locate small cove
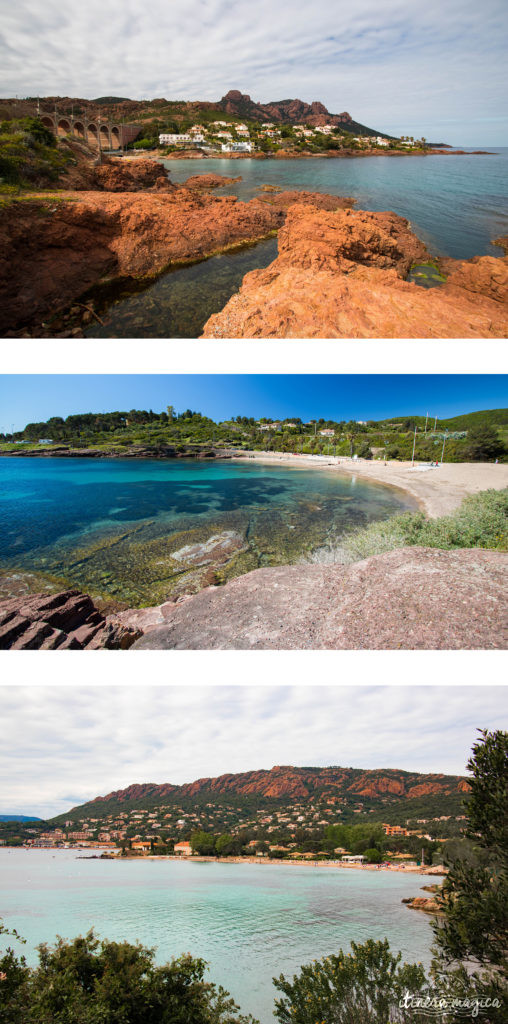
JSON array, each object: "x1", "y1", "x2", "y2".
[
  {"x1": 0, "y1": 457, "x2": 416, "y2": 607},
  {"x1": 0, "y1": 850, "x2": 436, "y2": 1023}
]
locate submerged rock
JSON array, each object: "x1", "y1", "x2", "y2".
[{"x1": 171, "y1": 531, "x2": 246, "y2": 566}]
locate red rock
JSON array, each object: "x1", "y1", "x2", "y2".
[
  {"x1": 202, "y1": 206, "x2": 508, "y2": 339},
  {"x1": 92, "y1": 157, "x2": 173, "y2": 192},
  {"x1": 0, "y1": 615, "x2": 32, "y2": 648},
  {"x1": 83, "y1": 763, "x2": 467, "y2": 811},
  {"x1": 0, "y1": 589, "x2": 141, "y2": 650},
  {"x1": 0, "y1": 185, "x2": 356, "y2": 332},
  {"x1": 183, "y1": 173, "x2": 242, "y2": 189},
  {"x1": 130, "y1": 547, "x2": 508, "y2": 650}
]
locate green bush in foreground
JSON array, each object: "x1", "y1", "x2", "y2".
[
  {"x1": 0, "y1": 928, "x2": 257, "y2": 1024},
  {"x1": 309, "y1": 488, "x2": 508, "y2": 564}
]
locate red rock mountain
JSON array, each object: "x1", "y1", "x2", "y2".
[
  {"x1": 77, "y1": 764, "x2": 469, "y2": 813},
  {"x1": 218, "y1": 90, "x2": 385, "y2": 135}
]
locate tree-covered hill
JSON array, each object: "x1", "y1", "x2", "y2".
[{"x1": 1, "y1": 407, "x2": 506, "y2": 463}]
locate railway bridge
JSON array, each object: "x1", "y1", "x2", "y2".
[{"x1": 39, "y1": 111, "x2": 142, "y2": 150}]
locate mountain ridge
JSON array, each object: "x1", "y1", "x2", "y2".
[
  {"x1": 218, "y1": 89, "x2": 391, "y2": 136},
  {"x1": 0, "y1": 90, "x2": 393, "y2": 138},
  {"x1": 52, "y1": 764, "x2": 469, "y2": 824}
]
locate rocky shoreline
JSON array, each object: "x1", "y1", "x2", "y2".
[
  {"x1": 161, "y1": 148, "x2": 494, "y2": 161},
  {"x1": 0, "y1": 590, "x2": 141, "y2": 650},
  {"x1": 0, "y1": 157, "x2": 353, "y2": 336},
  {"x1": 2, "y1": 545, "x2": 506, "y2": 649},
  {"x1": 0, "y1": 444, "x2": 236, "y2": 460},
  {"x1": 1, "y1": 153, "x2": 506, "y2": 337}
]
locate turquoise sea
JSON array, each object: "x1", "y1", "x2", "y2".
[
  {"x1": 85, "y1": 149, "x2": 508, "y2": 338},
  {"x1": 0, "y1": 457, "x2": 414, "y2": 605},
  {"x1": 0, "y1": 850, "x2": 436, "y2": 1022}
]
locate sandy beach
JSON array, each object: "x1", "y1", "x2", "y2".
[
  {"x1": 236, "y1": 452, "x2": 508, "y2": 518},
  {"x1": 116, "y1": 851, "x2": 448, "y2": 876}
]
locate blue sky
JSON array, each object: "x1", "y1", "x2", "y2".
[
  {"x1": 0, "y1": 375, "x2": 506, "y2": 433},
  {"x1": 1, "y1": 0, "x2": 507, "y2": 144},
  {"x1": 1, "y1": 686, "x2": 506, "y2": 817}
]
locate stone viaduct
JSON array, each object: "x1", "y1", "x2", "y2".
[{"x1": 39, "y1": 112, "x2": 141, "y2": 150}]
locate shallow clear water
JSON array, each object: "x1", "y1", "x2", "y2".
[
  {"x1": 85, "y1": 149, "x2": 508, "y2": 338},
  {"x1": 86, "y1": 237, "x2": 278, "y2": 339},
  {"x1": 0, "y1": 850, "x2": 435, "y2": 1022},
  {"x1": 0, "y1": 457, "x2": 414, "y2": 605}
]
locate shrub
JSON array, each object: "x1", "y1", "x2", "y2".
[
  {"x1": 0, "y1": 928, "x2": 257, "y2": 1024},
  {"x1": 305, "y1": 489, "x2": 507, "y2": 565},
  {"x1": 273, "y1": 938, "x2": 434, "y2": 1024}
]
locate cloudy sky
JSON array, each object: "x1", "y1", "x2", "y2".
[
  {"x1": 1, "y1": 0, "x2": 507, "y2": 144},
  {"x1": 1, "y1": 685, "x2": 506, "y2": 818}
]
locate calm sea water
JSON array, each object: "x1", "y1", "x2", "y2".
[
  {"x1": 0, "y1": 850, "x2": 435, "y2": 1022},
  {"x1": 86, "y1": 149, "x2": 508, "y2": 338},
  {"x1": 0, "y1": 457, "x2": 414, "y2": 605}
]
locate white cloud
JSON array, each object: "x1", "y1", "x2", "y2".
[
  {"x1": 0, "y1": 0, "x2": 506, "y2": 142},
  {"x1": 0, "y1": 685, "x2": 506, "y2": 817}
]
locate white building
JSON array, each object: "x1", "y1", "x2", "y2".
[
  {"x1": 159, "y1": 133, "x2": 205, "y2": 146},
  {"x1": 221, "y1": 141, "x2": 252, "y2": 153}
]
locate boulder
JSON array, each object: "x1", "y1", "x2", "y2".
[
  {"x1": 130, "y1": 547, "x2": 508, "y2": 650},
  {"x1": 202, "y1": 206, "x2": 508, "y2": 338}
]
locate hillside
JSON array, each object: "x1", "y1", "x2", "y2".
[
  {"x1": 2, "y1": 407, "x2": 506, "y2": 465},
  {"x1": 0, "y1": 90, "x2": 391, "y2": 138},
  {"x1": 51, "y1": 764, "x2": 469, "y2": 826},
  {"x1": 376, "y1": 409, "x2": 508, "y2": 431}
]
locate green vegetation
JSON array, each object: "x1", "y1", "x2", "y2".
[
  {"x1": 0, "y1": 927, "x2": 257, "y2": 1024},
  {"x1": 1, "y1": 407, "x2": 506, "y2": 464},
  {"x1": 0, "y1": 117, "x2": 72, "y2": 188},
  {"x1": 318, "y1": 489, "x2": 508, "y2": 565},
  {"x1": 273, "y1": 939, "x2": 433, "y2": 1023},
  {"x1": 432, "y1": 729, "x2": 508, "y2": 1021}
]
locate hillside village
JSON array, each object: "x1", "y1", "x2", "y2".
[
  {"x1": 0, "y1": 793, "x2": 468, "y2": 865},
  {"x1": 155, "y1": 119, "x2": 408, "y2": 155}
]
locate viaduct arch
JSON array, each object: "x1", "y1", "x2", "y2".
[{"x1": 40, "y1": 112, "x2": 141, "y2": 150}]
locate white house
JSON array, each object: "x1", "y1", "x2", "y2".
[
  {"x1": 221, "y1": 141, "x2": 252, "y2": 153},
  {"x1": 319, "y1": 429, "x2": 335, "y2": 437}
]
